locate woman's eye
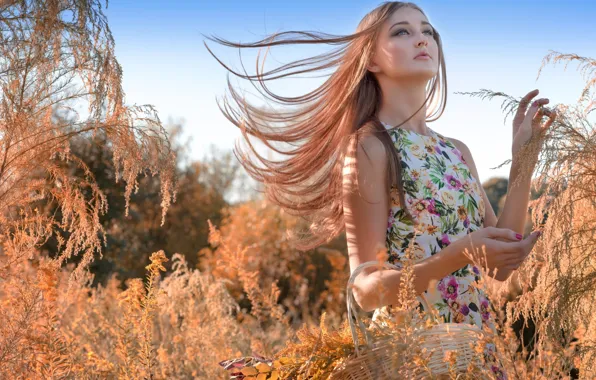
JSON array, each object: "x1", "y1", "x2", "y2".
[{"x1": 394, "y1": 29, "x2": 434, "y2": 36}]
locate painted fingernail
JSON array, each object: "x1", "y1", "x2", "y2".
[
  {"x1": 536, "y1": 230, "x2": 542, "y2": 237},
  {"x1": 516, "y1": 233, "x2": 522, "y2": 240}
]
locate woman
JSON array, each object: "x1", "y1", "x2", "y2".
[{"x1": 208, "y1": 1, "x2": 556, "y2": 378}]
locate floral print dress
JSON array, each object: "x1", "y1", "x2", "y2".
[{"x1": 371, "y1": 122, "x2": 507, "y2": 379}]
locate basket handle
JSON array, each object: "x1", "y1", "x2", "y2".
[{"x1": 346, "y1": 260, "x2": 436, "y2": 356}]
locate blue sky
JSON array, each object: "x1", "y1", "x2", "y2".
[{"x1": 104, "y1": 0, "x2": 595, "y2": 186}]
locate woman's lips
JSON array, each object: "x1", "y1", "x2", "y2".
[{"x1": 414, "y1": 55, "x2": 431, "y2": 60}]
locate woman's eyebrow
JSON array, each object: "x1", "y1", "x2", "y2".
[{"x1": 390, "y1": 21, "x2": 432, "y2": 30}]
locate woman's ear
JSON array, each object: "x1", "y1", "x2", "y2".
[
  {"x1": 366, "y1": 52, "x2": 380, "y2": 73},
  {"x1": 367, "y1": 60, "x2": 380, "y2": 73}
]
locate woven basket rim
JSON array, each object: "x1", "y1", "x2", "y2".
[{"x1": 341, "y1": 260, "x2": 490, "y2": 379}]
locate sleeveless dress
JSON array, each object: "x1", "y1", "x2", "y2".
[{"x1": 371, "y1": 122, "x2": 507, "y2": 379}]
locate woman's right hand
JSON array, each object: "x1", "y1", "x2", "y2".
[{"x1": 457, "y1": 227, "x2": 542, "y2": 280}]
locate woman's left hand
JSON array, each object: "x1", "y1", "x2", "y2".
[{"x1": 511, "y1": 89, "x2": 557, "y2": 161}]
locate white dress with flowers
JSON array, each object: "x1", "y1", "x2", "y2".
[{"x1": 371, "y1": 123, "x2": 506, "y2": 378}]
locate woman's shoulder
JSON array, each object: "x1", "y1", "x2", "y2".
[
  {"x1": 342, "y1": 134, "x2": 389, "y2": 182},
  {"x1": 357, "y1": 134, "x2": 390, "y2": 162},
  {"x1": 440, "y1": 133, "x2": 470, "y2": 157},
  {"x1": 422, "y1": 128, "x2": 463, "y2": 151}
]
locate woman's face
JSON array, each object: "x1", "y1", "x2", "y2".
[{"x1": 368, "y1": 7, "x2": 439, "y2": 82}]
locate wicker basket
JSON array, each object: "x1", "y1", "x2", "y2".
[{"x1": 331, "y1": 261, "x2": 487, "y2": 379}]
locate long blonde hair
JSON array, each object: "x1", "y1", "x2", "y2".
[{"x1": 203, "y1": 1, "x2": 447, "y2": 251}]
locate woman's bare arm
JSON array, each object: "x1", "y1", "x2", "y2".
[
  {"x1": 343, "y1": 135, "x2": 471, "y2": 312},
  {"x1": 449, "y1": 137, "x2": 532, "y2": 283}
]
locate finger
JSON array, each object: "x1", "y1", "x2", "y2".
[
  {"x1": 541, "y1": 109, "x2": 557, "y2": 132},
  {"x1": 525, "y1": 230, "x2": 542, "y2": 244},
  {"x1": 532, "y1": 106, "x2": 545, "y2": 125},
  {"x1": 532, "y1": 109, "x2": 551, "y2": 138},
  {"x1": 534, "y1": 98, "x2": 549, "y2": 108},
  {"x1": 485, "y1": 227, "x2": 524, "y2": 242},
  {"x1": 504, "y1": 251, "x2": 529, "y2": 265},
  {"x1": 521, "y1": 231, "x2": 541, "y2": 251},
  {"x1": 504, "y1": 263, "x2": 522, "y2": 270},
  {"x1": 532, "y1": 100, "x2": 552, "y2": 123},
  {"x1": 514, "y1": 90, "x2": 539, "y2": 123},
  {"x1": 503, "y1": 260, "x2": 521, "y2": 269},
  {"x1": 518, "y1": 230, "x2": 542, "y2": 254},
  {"x1": 503, "y1": 249, "x2": 532, "y2": 266},
  {"x1": 525, "y1": 98, "x2": 549, "y2": 125},
  {"x1": 491, "y1": 239, "x2": 525, "y2": 254}
]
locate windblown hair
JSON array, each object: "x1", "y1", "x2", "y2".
[{"x1": 203, "y1": 1, "x2": 447, "y2": 251}]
